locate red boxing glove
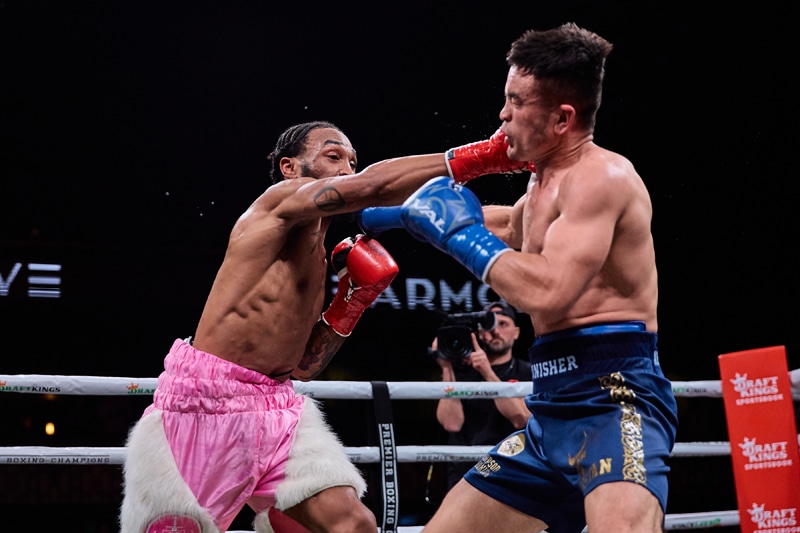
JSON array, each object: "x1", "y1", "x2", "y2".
[
  {"x1": 445, "y1": 129, "x2": 535, "y2": 183},
  {"x1": 321, "y1": 235, "x2": 399, "y2": 337}
]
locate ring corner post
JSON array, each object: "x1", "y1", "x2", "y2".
[{"x1": 718, "y1": 345, "x2": 800, "y2": 533}]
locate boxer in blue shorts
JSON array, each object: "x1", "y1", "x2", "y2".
[
  {"x1": 359, "y1": 23, "x2": 677, "y2": 533},
  {"x1": 464, "y1": 322, "x2": 678, "y2": 533}
]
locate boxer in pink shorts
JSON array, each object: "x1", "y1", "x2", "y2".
[
  {"x1": 121, "y1": 339, "x2": 366, "y2": 532},
  {"x1": 118, "y1": 121, "x2": 527, "y2": 532}
]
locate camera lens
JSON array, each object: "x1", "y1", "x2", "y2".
[{"x1": 436, "y1": 325, "x2": 473, "y2": 361}]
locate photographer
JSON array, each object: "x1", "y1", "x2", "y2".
[{"x1": 432, "y1": 301, "x2": 532, "y2": 490}]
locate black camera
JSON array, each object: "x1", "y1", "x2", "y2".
[{"x1": 434, "y1": 310, "x2": 497, "y2": 362}]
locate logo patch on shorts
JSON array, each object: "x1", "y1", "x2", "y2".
[
  {"x1": 497, "y1": 433, "x2": 526, "y2": 457},
  {"x1": 146, "y1": 515, "x2": 201, "y2": 533}
]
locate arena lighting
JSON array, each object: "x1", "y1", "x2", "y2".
[
  {"x1": 0, "y1": 262, "x2": 62, "y2": 298},
  {"x1": 44, "y1": 422, "x2": 55, "y2": 436}
]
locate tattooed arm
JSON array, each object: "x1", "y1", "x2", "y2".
[
  {"x1": 292, "y1": 320, "x2": 347, "y2": 381},
  {"x1": 272, "y1": 154, "x2": 448, "y2": 223}
]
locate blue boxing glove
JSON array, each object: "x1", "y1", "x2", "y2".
[
  {"x1": 360, "y1": 177, "x2": 511, "y2": 282},
  {"x1": 357, "y1": 206, "x2": 403, "y2": 237},
  {"x1": 402, "y1": 177, "x2": 511, "y2": 282}
]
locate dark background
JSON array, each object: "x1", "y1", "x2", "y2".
[{"x1": 1, "y1": 1, "x2": 796, "y2": 531}]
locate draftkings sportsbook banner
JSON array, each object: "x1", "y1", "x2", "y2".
[{"x1": 719, "y1": 345, "x2": 800, "y2": 533}]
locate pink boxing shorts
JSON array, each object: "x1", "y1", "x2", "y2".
[{"x1": 120, "y1": 338, "x2": 366, "y2": 533}]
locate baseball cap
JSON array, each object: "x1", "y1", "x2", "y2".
[{"x1": 483, "y1": 301, "x2": 517, "y2": 324}]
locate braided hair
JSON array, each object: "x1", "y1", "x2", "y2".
[{"x1": 267, "y1": 121, "x2": 342, "y2": 185}]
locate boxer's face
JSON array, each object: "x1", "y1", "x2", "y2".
[
  {"x1": 298, "y1": 127, "x2": 357, "y2": 179},
  {"x1": 499, "y1": 66, "x2": 557, "y2": 162}
]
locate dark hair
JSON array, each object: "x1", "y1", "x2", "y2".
[
  {"x1": 266, "y1": 121, "x2": 342, "y2": 185},
  {"x1": 483, "y1": 301, "x2": 517, "y2": 324},
  {"x1": 506, "y1": 22, "x2": 613, "y2": 131}
]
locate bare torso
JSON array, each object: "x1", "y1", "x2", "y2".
[
  {"x1": 192, "y1": 191, "x2": 332, "y2": 377},
  {"x1": 493, "y1": 142, "x2": 658, "y2": 336},
  {"x1": 186, "y1": 132, "x2": 449, "y2": 378}
]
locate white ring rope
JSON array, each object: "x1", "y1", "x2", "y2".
[
  {"x1": 3, "y1": 371, "x2": 800, "y2": 399},
  {"x1": 4, "y1": 370, "x2": 800, "y2": 531},
  {"x1": 0, "y1": 445, "x2": 747, "y2": 531},
  {"x1": 2, "y1": 439, "x2": 764, "y2": 465},
  {"x1": 223, "y1": 508, "x2": 744, "y2": 533}
]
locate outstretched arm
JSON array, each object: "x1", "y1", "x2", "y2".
[{"x1": 273, "y1": 131, "x2": 532, "y2": 223}]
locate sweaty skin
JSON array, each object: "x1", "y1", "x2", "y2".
[
  {"x1": 424, "y1": 58, "x2": 666, "y2": 533},
  {"x1": 483, "y1": 65, "x2": 657, "y2": 336},
  {"x1": 192, "y1": 128, "x2": 448, "y2": 380}
]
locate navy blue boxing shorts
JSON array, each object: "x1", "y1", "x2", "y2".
[{"x1": 462, "y1": 321, "x2": 679, "y2": 533}]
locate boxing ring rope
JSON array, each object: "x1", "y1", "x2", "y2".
[
  {"x1": 3, "y1": 372, "x2": 800, "y2": 531},
  {"x1": 12, "y1": 373, "x2": 792, "y2": 398}
]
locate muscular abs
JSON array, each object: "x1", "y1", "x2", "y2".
[{"x1": 194, "y1": 219, "x2": 330, "y2": 377}]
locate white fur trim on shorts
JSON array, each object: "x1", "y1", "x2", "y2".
[
  {"x1": 274, "y1": 396, "x2": 367, "y2": 511},
  {"x1": 119, "y1": 410, "x2": 219, "y2": 533}
]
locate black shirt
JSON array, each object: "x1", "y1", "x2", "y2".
[{"x1": 444, "y1": 355, "x2": 533, "y2": 489}]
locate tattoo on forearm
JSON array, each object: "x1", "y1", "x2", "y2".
[
  {"x1": 298, "y1": 324, "x2": 345, "y2": 379},
  {"x1": 314, "y1": 187, "x2": 345, "y2": 212},
  {"x1": 297, "y1": 346, "x2": 337, "y2": 379}
]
